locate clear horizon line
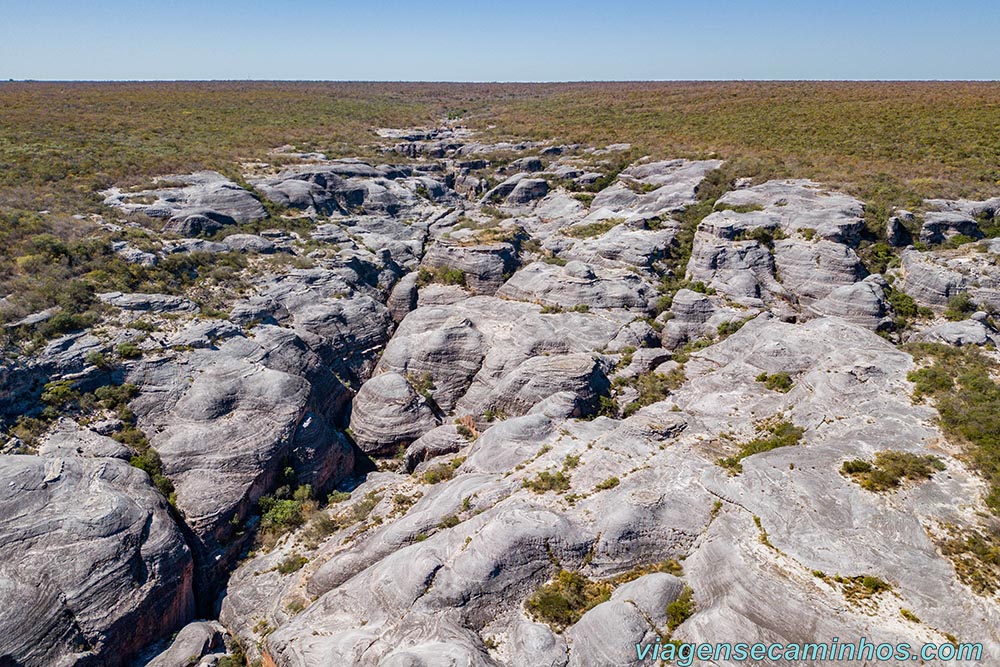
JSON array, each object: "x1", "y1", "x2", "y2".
[{"x1": 3, "y1": 78, "x2": 1000, "y2": 84}]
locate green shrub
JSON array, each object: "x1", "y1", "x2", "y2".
[
  {"x1": 259, "y1": 498, "x2": 305, "y2": 532},
  {"x1": 40, "y1": 380, "x2": 79, "y2": 407},
  {"x1": 718, "y1": 420, "x2": 804, "y2": 473},
  {"x1": 666, "y1": 586, "x2": 696, "y2": 630},
  {"x1": 525, "y1": 570, "x2": 613, "y2": 631},
  {"x1": 327, "y1": 490, "x2": 351, "y2": 504},
  {"x1": 421, "y1": 456, "x2": 465, "y2": 484},
  {"x1": 416, "y1": 266, "x2": 467, "y2": 287},
  {"x1": 841, "y1": 451, "x2": 945, "y2": 491},
  {"x1": 833, "y1": 574, "x2": 893, "y2": 602},
  {"x1": 564, "y1": 219, "x2": 623, "y2": 238},
  {"x1": 840, "y1": 459, "x2": 873, "y2": 475},
  {"x1": 523, "y1": 470, "x2": 571, "y2": 493},
  {"x1": 594, "y1": 476, "x2": 620, "y2": 491},
  {"x1": 755, "y1": 371, "x2": 793, "y2": 393},
  {"x1": 735, "y1": 226, "x2": 786, "y2": 248},
  {"x1": 276, "y1": 554, "x2": 308, "y2": 574},
  {"x1": 944, "y1": 292, "x2": 977, "y2": 321},
  {"x1": 620, "y1": 369, "x2": 686, "y2": 416},
  {"x1": 84, "y1": 350, "x2": 111, "y2": 369},
  {"x1": 116, "y1": 342, "x2": 143, "y2": 359},
  {"x1": 129, "y1": 448, "x2": 175, "y2": 502}
]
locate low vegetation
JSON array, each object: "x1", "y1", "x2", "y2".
[
  {"x1": 525, "y1": 570, "x2": 613, "y2": 631},
  {"x1": 840, "y1": 451, "x2": 945, "y2": 492},
  {"x1": 755, "y1": 371, "x2": 793, "y2": 393},
  {"x1": 594, "y1": 476, "x2": 620, "y2": 491},
  {"x1": 421, "y1": 456, "x2": 466, "y2": 484},
  {"x1": 415, "y1": 265, "x2": 466, "y2": 288},
  {"x1": 526, "y1": 559, "x2": 689, "y2": 632},
  {"x1": 718, "y1": 419, "x2": 804, "y2": 474},
  {"x1": 943, "y1": 292, "x2": 977, "y2": 321},
  {"x1": 905, "y1": 343, "x2": 1000, "y2": 513},
  {"x1": 564, "y1": 218, "x2": 624, "y2": 239},
  {"x1": 814, "y1": 572, "x2": 894, "y2": 605},
  {"x1": 937, "y1": 523, "x2": 1000, "y2": 595},
  {"x1": 666, "y1": 586, "x2": 696, "y2": 631},
  {"x1": 276, "y1": 553, "x2": 308, "y2": 574},
  {"x1": 612, "y1": 367, "x2": 687, "y2": 417},
  {"x1": 523, "y1": 470, "x2": 571, "y2": 494}
]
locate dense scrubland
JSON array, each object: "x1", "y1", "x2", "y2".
[{"x1": 3, "y1": 81, "x2": 1000, "y2": 332}]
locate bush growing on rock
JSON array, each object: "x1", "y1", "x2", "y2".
[
  {"x1": 944, "y1": 292, "x2": 977, "y2": 321},
  {"x1": 523, "y1": 470, "x2": 571, "y2": 493},
  {"x1": 416, "y1": 266, "x2": 467, "y2": 287},
  {"x1": 666, "y1": 586, "x2": 696, "y2": 631},
  {"x1": 116, "y1": 342, "x2": 143, "y2": 359},
  {"x1": 564, "y1": 218, "x2": 624, "y2": 239},
  {"x1": 525, "y1": 570, "x2": 612, "y2": 632},
  {"x1": 718, "y1": 419, "x2": 804, "y2": 474},
  {"x1": 905, "y1": 343, "x2": 1000, "y2": 512},
  {"x1": 755, "y1": 371, "x2": 793, "y2": 393},
  {"x1": 594, "y1": 476, "x2": 620, "y2": 491},
  {"x1": 617, "y1": 368, "x2": 687, "y2": 417},
  {"x1": 840, "y1": 451, "x2": 945, "y2": 491},
  {"x1": 276, "y1": 554, "x2": 308, "y2": 574},
  {"x1": 421, "y1": 456, "x2": 465, "y2": 484}
]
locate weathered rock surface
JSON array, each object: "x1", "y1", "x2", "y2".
[
  {"x1": 497, "y1": 260, "x2": 655, "y2": 311},
  {"x1": 216, "y1": 315, "x2": 997, "y2": 667},
  {"x1": 807, "y1": 275, "x2": 893, "y2": 330},
  {"x1": 896, "y1": 248, "x2": 970, "y2": 307},
  {"x1": 8, "y1": 127, "x2": 1000, "y2": 667},
  {"x1": 127, "y1": 326, "x2": 356, "y2": 603},
  {"x1": 421, "y1": 242, "x2": 517, "y2": 295},
  {"x1": 144, "y1": 621, "x2": 228, "y2": 667},
  {"x1": 349, "y1": 371, "x2": 440, "y2": 454},
  {"x1": 102, "y1": 171, "x2": 267, "y2": 234},
  {"x1": 773, "y1": 239, "x2": 866, "y2": 303},
  {"x1": 98, "y1": 291, "x2": 200, "y2": 313},
  {"x1": 711, "y1": 179, "x2": 866, "y2": 242},
  {"x1": 909, "y1": 318, "x2": 998, "y2": 346},
  {"x1": 252, "y1": 162, "x2": 438, "y2": 218},
  {"x1": 588, "y1": 159, "x2": 722, "y2": 219},
  {"x1": 920, "y1": 211, "x2": 982, "y2": 244},
  {"x1": 0, "y1": 455, "x2": 194, "y2": 667}
]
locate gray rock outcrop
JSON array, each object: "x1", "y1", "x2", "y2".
[
  {"x1": 348, "y1": 372, "x2": 440, "y2": 454},
  {"x1": 0, "y1": 456, "x2": 194, "y2": 667}
]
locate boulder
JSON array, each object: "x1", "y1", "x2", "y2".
[
  {"x1": 348, "y1": 372, "x2": 440, "y2": 454},
  {"x1": 497, "y1": 261, "x2": 655, "y2": 311},
  {"x1": 97, "y1": 291, "x2": 199, "y2": 314},
  {"x1": 144, "y1": 621, "x2": 227, "y2": 667},
  {"x1": 102, "y1": 171, "x2": 267, "y2": 227},
  {"x1": 807, "y1": 276, "x2": 893, "y2": 330},
  {"x1": 0, "y1": 455, "x2": 194, "y2": 667},
  {"x1": 506, "y1": 178, "x2": 549, "y2": 205},
  {"x1": 909, "y1": 319, "x2": 997, "y2": 347},
  {"x1": 421, "y1": 242, "x2": 518, "y2": 295},
  {"x1": 897, "y1": 248, "x2": 969, "y2": 307},
  {"x1": 772, "y1": 239, "x2": 867, "y2": 304},
  {"x1": 222, "y1": 233, "x2": 276, "y2": 254},
  {"x1": 919, "y1": 212, "x2": 981, "y2": 244}
]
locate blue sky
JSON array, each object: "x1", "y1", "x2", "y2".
[{"x1": 1, "y1": 0, "x2": 998, "y2": 81}]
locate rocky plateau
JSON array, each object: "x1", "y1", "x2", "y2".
[{"x1": 1, "y1": 123, "x2": 999, "y2": 667}]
